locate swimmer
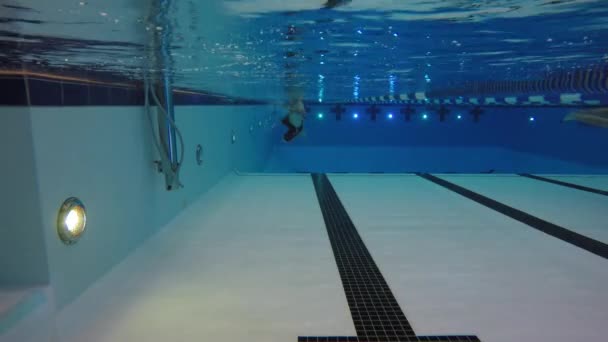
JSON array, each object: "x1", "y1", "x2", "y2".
[
  {"x1": 562, "y1": 107, "x2": 608, "y2": 128},
  {"x1": 323, "y1": 0, "x2": 352, "y2": 9},
  {"x1": 281, "y1": 96, "x2": 306, "y2": 142}
]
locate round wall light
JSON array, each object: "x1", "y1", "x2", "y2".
[
  {"x1": 231, "y1": 131, "x2": 237, "y2": 144},
  {"x1": 57, "y1": 197, "x2": 87, "y2": 245}
]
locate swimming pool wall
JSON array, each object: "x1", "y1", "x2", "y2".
[
  {"x1": 267, "y1": 105, "x2": 608, "y2": 173},
  {"x1": 0, "y1": 101, "x2": 275, "y2": 318}
]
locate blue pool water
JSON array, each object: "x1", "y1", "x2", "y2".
[
  {"x1": 2, "y1": 2, "x2": 608, "y2": 342},
  {"x1": 1, "y1": 1, "x2": 608, "y2": 169},
  {"x1": 2, "y1": 1, "x2": 607, "y2": 99},
  {"x1": 5, "y1": 0, "x2": 606, "y2": 172}
]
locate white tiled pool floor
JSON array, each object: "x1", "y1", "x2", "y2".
[
  {"x1": 52, "y1": 174, "x2": 608, "y2": 342},
  {"x1": 442, "y1": 175, "x2": 608, "y2": 243}
]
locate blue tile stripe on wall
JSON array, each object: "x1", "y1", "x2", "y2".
[{"x1": 0, "y1": 71, "x2": 266, "y2": 106}]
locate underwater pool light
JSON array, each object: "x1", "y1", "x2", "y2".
[
  {"x1": 529, "y1": 116, "x2": 535, "y2": 122},
  {"x1": 57, "y1": 197, "x2": 87, "y2": 245},
  {"x1": 317, "y1": 113, "x2": 324, "y2": 119},
  {"x1": 457, "y1": 115, "x2": 462, "y2": 120},
  {"x1": 65, "y1": 210, "x2": 80, "y2": 233},
  {"x1": 422, "y1": 114, "x2": 429, "y2": 120},
  {"x1": 387, "y1": 113, "x2": 394, "y2": 119},
  {"x1": 353, "y1": 113, "x2": 359, "y2": 119}
]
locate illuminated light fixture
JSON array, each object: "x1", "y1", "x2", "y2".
[
  {"x1": 387, "y1": 113, "x2": 394, "y2": 119},
  {"x1": 317, "y1": 113, "x2": 324, "y2": 119},
  {"x1": 57, "y1": 197, "x2": 87, "y2": 245},
  {"x1": 457, "y1": 115, "x2": 462, "y2": 119},
  {"x1": 353, "y1": 113, "x2": 359, "y2": 119},
  {"x1": 422, "y1": 114, "x2": 428, "y2": 120},
  {"x1": 529, "y1": 116, "x2": 535, "y2": 122}
]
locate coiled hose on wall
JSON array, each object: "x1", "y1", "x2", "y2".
[{"x1": 144, "y1": 79, "x2": 185, "y2": 189}]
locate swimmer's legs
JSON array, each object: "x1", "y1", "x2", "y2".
[{"x1": 282, "y1": 115, "x2": 298, "y2": 142}]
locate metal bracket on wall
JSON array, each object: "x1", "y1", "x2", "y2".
[{"x1": 196, "y1": 144, "x2": 203, "y2": 166}]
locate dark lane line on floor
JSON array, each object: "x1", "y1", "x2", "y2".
[
  {"x1": 418, "y1": 173, "x2": 608, "y2": 260},
  {"x1": 519, "y1": 173, "x2": 608, "y2": 197},
  {"x1": 301, "y1": 173, "x2": 481, "y2": 342}
]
